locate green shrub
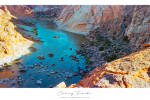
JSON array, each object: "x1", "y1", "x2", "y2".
[
  {"x1": 90, "y1": 41, "x2": 97, "y2": 46},
  {"x1": 113, "y1": 32, "x2": 116, "y2": 35},
  {"x1": 34, "y1": 27, "x2": 38, "y2": 35},
  {"x1": 95, "y1": 31, "x2": 99, "y2": 33},
  {"x1": 53, "y1": 13, "x2": 57, "y2": 17},
  {"x1": 123, "y1": 36, "x2": 130, "y2": 43},
  {"x1": 99, "y1": 46, "x2": 104, "y2": 51},
  {"x1": 85, "y1": 58, "x2": 91, "y2": 63},
  {"x1": 90, "y1": 31, "x2": 93, "y2": 33},
  {"x1": 96, "y1": 36, "x2": 104, "y2": 42},
  {"x1": 113, "y1": 36, "x2": 116, "y2": 40},
  {"x1": 101, "y1": 52, "x2": 107, "y2": 56},
  {"x1": 105, "y1": 54, "x2": 117, "y2": 62},
  {"x1": 35, "y1": 32, "x2": 38, "y2": 35},
  {"x1": 111, "y1": 54, "x2": 117, "y2": 60},
  {"x1": 28, "y1": 21, "x2": 36, "y2": 25},
  {"x1": 104, "y1": 38, "x2": 111, "y2": 46},
  {"x1": 84, "y1": 54, "x2": 87, "y2": 57},
  {"x1": 119, "y1": 52, "x2": 124, "y2": 55}
]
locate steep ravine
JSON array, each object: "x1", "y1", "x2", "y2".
[{"x1": 0, "y1": 5, "x2": 150, "y2": 88}]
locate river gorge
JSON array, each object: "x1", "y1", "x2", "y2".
[
  {"x1": 0, "y1": 5, "x2": 150, "y2": 88},
  {"x1": 0, "y1": 19, "x2": 90, "y2": 88}
]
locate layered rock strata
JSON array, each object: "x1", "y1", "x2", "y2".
[{"x1": 0, "y1": 5, "x2": 35, "y2": 65}]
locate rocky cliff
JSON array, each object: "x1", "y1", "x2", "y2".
[
  {"x1": 6, "y1": 5, "x2": 35, "y2": 19},
  {"x1": 125, "y1": 5, "x2": 150, "y2": 51},
  {"x1": 55, "y1": 46, "x2": 150, "y2": 88},
  {"x1": 6, "y1": 5, "x2": 64, "y2": 19},
  {"x1": 55, "y1": 5, "x2": 150, "y2": 50},
  {"x1": 27, "y1": 5, "x2": 64, "y2": 18},
  {"x1": 0, "y1": 5, "x2": 35, "y2": 65},
  {"x1": 55, "y1": 5, "x2": 127, "y2": 34},
  {"x1": 55, "y1": 5, "x2": 150, "y2": 88}
]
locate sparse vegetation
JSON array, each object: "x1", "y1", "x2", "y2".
[
  {"x1": 99, "y1": 46, "x2": 104, "y2": 51},
  {"x1": 85, "y1": 58, "x2": 91, "y2": 63},
  {"x1": 104, "y1": 38, "x2": 111, "y2": 46},
  {"x1": 53, "y1": 12, "x2": 57, "y2": 17},
  {"x1": 35, "y1": 32, "x2": 38, "y2": 35},
  {"x1": 105, "y1": 54, "x2": 117, "y2": 62},
  {"x1": 90, "y1": 41, "x2": 97, "y2": 46},
  {"x1": 113, "y1": 36, "x2": 116, "y2": 40},
  {"x1": 113, "y1": 32, "x2": 116, "y2": 35},
  {"x1": 27, "y1": 21, "x2": 36, "y2": 25},
  {"x1": 96, "y1": 35, "x2": 104, "y2": 42},
  {"x1": 101, "y1": 52, "x2": 107, "y2": 56},
  {"x1": 90, "y1": 31, "x2": 94, "y2": 33},
  {"x1": 84, "y1": 54, "x2": 87, "y2": 57},
  {"x1": 123, "y1": 36, "x2": 130, "y2": 43},
  {"x1": 34, "y1": 27, "x2": 38, "y2": 35}
]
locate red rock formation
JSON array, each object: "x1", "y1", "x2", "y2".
[
  {"x1": 55, "y1": 5, "x2": 126, "y2": 34},
  {"x1": 125, "y1": 5, "x2": 150, "y2": 51},
  {"x1": 56, "y1": 5, "x2": 150, "y2": 50},
  {"x1": 6, "y1": 5, "x2": 35, "y2": 19},
  {"x1": 55, "y1": 5, "x2": 150, "y2": 88},
  {"x1": 0, "y1": 5, "x2": 35, "y2": 65},
  {"x1": 27, "y1": 5, "x2": 64, "y2": 18},
  {"x1": 64, "y1": 47, "x2": 150, "y2": 88}
]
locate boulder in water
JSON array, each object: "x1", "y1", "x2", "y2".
[
  {"x1": 19, "y1": 68, "x2": 27, "y2": 72},
  {"x1": 37, "y1": 80, "x2": 42, "y2": 85},
  {"x1": 53, "y1": 35, "x2": 59, "y2": 38},
  {"x1": 48, "y1": 53, "x2": 54, "y2": 57}
]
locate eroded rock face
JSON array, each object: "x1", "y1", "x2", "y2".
[
  {"x1": 55, "y1": 5, "x2": 126, "y2": 34},
  {"x1": 125, "y1": 5, "x2": 150, "y2": 51},
  {"x1": 67, "y1": 47, "x2": 150, "y2": 88},
  {"x1": 6, "y1": 5, "x2": 35, "y2": 19},
  {"x1": 0, "y1": 5, "x2": 34, "y2": 65},
  {"x1": 56, "y1": 5, "x2": 150, "y2": 50},
  {"x1": 27, "y1": 5, "x2": 64, "y2": 18}
]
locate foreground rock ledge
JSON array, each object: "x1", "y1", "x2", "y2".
[{"x1": 56, "y1": 47, "x2": 150, "y2": 88}]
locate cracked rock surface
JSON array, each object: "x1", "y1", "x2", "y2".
[{"x1": 67, "y1": 47, "x2": 150, "y2": 88}]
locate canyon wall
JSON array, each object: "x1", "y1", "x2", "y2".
[
  {"x1": 0, "y1": 5, "x2": 35, "y2": 65},
  {"x1": 125, "y1": 5, "x2": 150, "y2": 50},
  {"x1": 0, "y1": 5, "x2": 63, "y2": 66},
  {"x1": 6, "y1": 5, "x2": 35, "y2": 19},
  {"x1": 5, "y1": 5, "x2": 64, "y2": 19},
  {"x1": 27, "y1": 5, "x2": 64, "y2": 18},
  {"x1": 55, "y1": 5, "x2": 150, "y2": 88},
  {"x1": 55, "y1": 5, "x2": 150, "y2": 50},
  {"x1": 55, "y1": 5, "x2": 127, "y2": 34}
]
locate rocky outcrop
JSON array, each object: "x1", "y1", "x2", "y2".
[
  {"x1": 6, "y1": 5, "x2": 35, "y2": 19},
  {"x1": 55, "y1": 5, "x2": 128, "y2": 34},
  {"x1": 0, "y1": 5, "x2": 35, "y2": 65},
  {"x1": 125, "y1": 5, "x2": 150, "y2": 51},
  {"x1": 55, "y1": 5, "x2": 150, "y2": 50},
  {"x1": 59, "y1": 46, "x2": 150, "y2": 88},
  {"x1": 27, "y1": 5, "x2": 64, "y2": 18},
  {"x1": 54, "y1": 82, "x2": 66, "y2": 88}
]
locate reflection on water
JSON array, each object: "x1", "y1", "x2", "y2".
[{"x1": 0, "y1": 20, "x2": 87, "y2": 88}]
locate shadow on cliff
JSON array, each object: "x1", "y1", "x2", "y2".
[{"x1": 8, "y1": 17, "x2": 44, "y2": 61}]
